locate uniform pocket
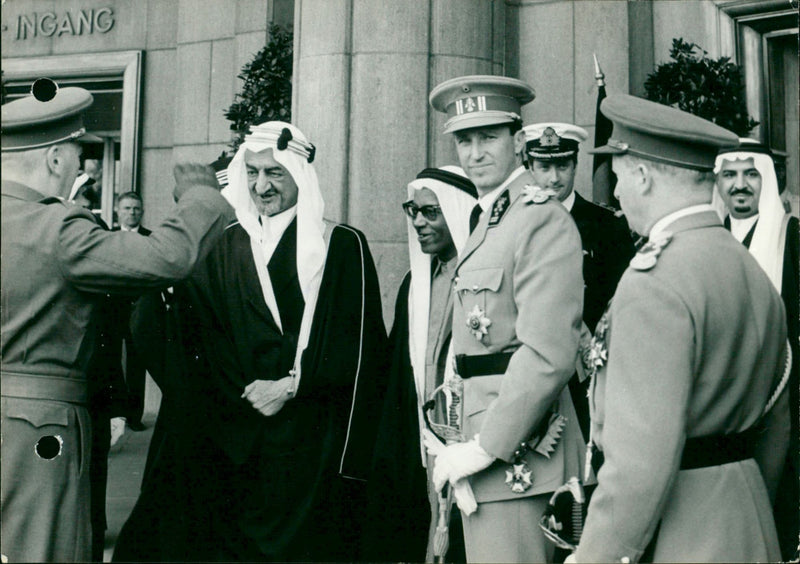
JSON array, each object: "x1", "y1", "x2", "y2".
[
  {"x1": 5, "y1": 400, "x2": 70, "y2": 428},
  {"x1": 454, "y1": 267, "x2": 503, "y2": 295}
]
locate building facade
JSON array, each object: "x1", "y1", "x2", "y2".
[{"x1": 2, "y1": 0, "x2": 797, "y2": 323}]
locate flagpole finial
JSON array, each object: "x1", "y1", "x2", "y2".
[{"x1": 593, "y1": 53, "x2": 606, "y2": 87}]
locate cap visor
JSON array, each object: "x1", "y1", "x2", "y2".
[
  {"x1": 587, "y1": 144, "x2": 627, "y2": 155},
  {"x1": 77, "y1": 133, "x2": 103, "y2": 143},
  {"x1": 444, "y1": 114, "x2": 517, "y2": 134}
]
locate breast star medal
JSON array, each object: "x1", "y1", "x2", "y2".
[{"x1": 466, "y1": 304, "x2": 491, "y2": 342}]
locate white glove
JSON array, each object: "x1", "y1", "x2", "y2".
[
  {"x1": 422, "y1": 430, "x2": 479, "y2": 515},
  {"x1": 564, "y1": 554, "x2": 577, "y2": 563},
  {"x1": 110, "y1": 417, "x2": 126, "y2": 447}
]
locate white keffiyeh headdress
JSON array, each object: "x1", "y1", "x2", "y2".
[
  {"x1": 223, "y1": 121, "x2": 326, "y2": 386},
  {"x1": 406, "y1": 166, "x2": 477, "y2": 463},
  {"x1": 713, "y1": 139, "x2": 788, "y2": 293}
]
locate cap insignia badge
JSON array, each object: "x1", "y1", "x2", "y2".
[
  {"x1": 488, "y1": 190, "x2": 510, "y2": 226},
  {"x1": 630, "y1": 232, "x2": 672, "y2": 271},
  {"x1": 466, "y1": 304, "x2": 491, "y2": 342},
  {"x1": 540, "y1": 127, "x2": 560, "y2": 147},
  {"x1": 522, "y1": 184, "x2": 557, "y2": 205}
]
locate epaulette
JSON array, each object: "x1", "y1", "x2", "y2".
[
  {"x1": 521, "y1": 184, "x2": 557, "y2": 205},
  {"x1": 224, "y1": 219, "x2": 240, "y2": 231},
  {"x1": 488, "y1": 190, "x2": 510, "y2": 226},
  {"x1": 629, "y1": 232, "x2": 672, "y2": 271}
]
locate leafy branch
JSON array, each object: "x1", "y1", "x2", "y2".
[{"x1": 644, "y1": 38, "x2": 757, "y2": 136}]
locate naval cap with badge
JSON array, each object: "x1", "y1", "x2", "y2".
[
  {"x1": 523, "y1": 122, "x2": 589, "y2": 162},
  {"x1": 1, "y1": 77, "x2": 102, "y2": 152},
  {"x1": 590, "y1": 93, "x2": 739, "y2": 171},
  {"x1": 429, "y1": 75, "x2": 535, "y2": 134}
]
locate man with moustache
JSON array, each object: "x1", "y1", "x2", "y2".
[
  {"x1": 426, "y1": 75, "x2": 587, "y2": 563},
  {"x1": 114, "y1": 122, "x2": 387, "y2": 562},
  {"x1": 714, "y1": 140, "x2": 798, "y2": 560}
]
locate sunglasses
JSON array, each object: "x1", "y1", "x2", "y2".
[{"x1": 402, "y1": 201, "x2": 443, "y2": 221}]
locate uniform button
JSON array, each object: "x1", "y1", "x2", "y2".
[
  {"x1": 620, "y1": 557, "x2": 630, "y2": 563},
  {"x1": 472, "y1": 285, "x2": 479, "y2": 291},
  {"x1": 454, "y1": 277, "x2": 460, "y2": 285}
]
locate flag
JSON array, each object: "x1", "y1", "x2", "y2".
[{"x1": 592, "y1": 54, "x2": 618, "y2": 208}]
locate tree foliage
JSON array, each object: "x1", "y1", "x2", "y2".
[
  {"x1": 224, "y1": 23, "x2": 293, "y2": 151},
  {"x1": 644, "y1": 38, "x2": 757, "y2": 136}
]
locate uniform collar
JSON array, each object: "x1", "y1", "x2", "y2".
[
  {"x1": 561, "y1": 190, "x2": 576, "y2": 212},
  {"x1": 476, "y1": 166, "x2": 526, "y2": 211},
  {"x1": 1, "y1": 179, "x2": 49, "y2": 201},
  {"x1": 649, "y1": 204, "x2": 717, "y2": 238}
]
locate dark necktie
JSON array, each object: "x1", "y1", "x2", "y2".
[{"x1": 469, "y1": 204, "x2": 482, "y2": 234}]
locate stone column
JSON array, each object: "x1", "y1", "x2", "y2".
[{"x1": 294, "y1": 0, "x2": 508, "y2": 324}]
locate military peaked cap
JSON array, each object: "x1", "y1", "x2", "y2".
[
  {"x1": 590, "y1": 94, "x2": 739, "y2": 171},
  {"x1": 430, "y1": 75, "x2": 535, "y2": 134},
  {"x1": 1, "y1": 78, "x2": 101, "y2": 152}
]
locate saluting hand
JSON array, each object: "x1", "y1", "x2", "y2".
[
  {"x1": 172, "y1": 163, "x2": 220, "y2": 201},
  {"x1": 242, "y1": 376, "x2": 293, "y2": 416}
]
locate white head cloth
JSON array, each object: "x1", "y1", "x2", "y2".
[
  {"x1": 223, "y1": 121, "x2": 326, "y2": 384},
  {"x1": 713, "y1": 139, "x2": 788, "y2": 293},
  {"x1": 406, "y1": 166, "x2": 476, "y2": 463},
  {"x1": 68, "y1": 172, "x2": 92, "y2": 202}
]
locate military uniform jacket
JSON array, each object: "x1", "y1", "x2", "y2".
[
  {"x1": 570, "y1": 193, "x2": 635, "y2": 331},
  {"x1": 452, "y1": 169, "x2": 587, "y2": 503},
  {"x1": 576, "y1": 210, "x2": 787, "y2": 563},
  {"x1": 0, "y1": 180, "x2": 233, "y2": 398}
]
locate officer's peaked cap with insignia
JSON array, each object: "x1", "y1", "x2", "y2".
[
  {"x1": 524, "y1": 123, "x2": 588, "y2": 161},
  {"x1": 590, "y1": 94, "x2": 739, "y2": 171},
  {"x1": 1, "y1": 78, "x2": 102, "y2": 152},
  {"x1": 430, "y1": 75, "x2": 535, "y2": 134}
]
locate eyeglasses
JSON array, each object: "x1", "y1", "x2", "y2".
[{"x1": 402, "y1": 201, "x2": 442, "y2": 221}]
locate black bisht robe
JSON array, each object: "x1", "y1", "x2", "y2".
[
  {"x1": 113, "y1": 219, "x2": 388, "y2": 562},
  {"x1": 362, "y1": 272, "x2": 431, "y2": 562}
]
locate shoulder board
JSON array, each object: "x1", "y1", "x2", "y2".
[
  {"x1": 488, "y1": 190, "x2": 511, "y2": 226},
  {"x1": 629, "y1": 232, "x2": 672, "y2": 271},
  {"x1": 224, "y1": 219, "x2": 241, "y2": 231}
]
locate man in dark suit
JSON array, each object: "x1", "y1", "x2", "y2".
[
  {"x1": 524, "y1": 123, "x2": 635, "y2": 441},
  {"x1": 112, "y1": 191, "x2": 150, "y2": 431},
  {"x1": 715, "y1": 141, "x2": 799, "y2": 561}
]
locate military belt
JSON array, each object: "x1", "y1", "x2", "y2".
[
  {"x1": 679, "y1": 426, "x2": 759, "y2": 470},
  {"x1": 1, "y1": 372, "x2": 88, "y2": 405},
  {"x1": 455, "y1": 352, "x2": 513, "y2": 379}
]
